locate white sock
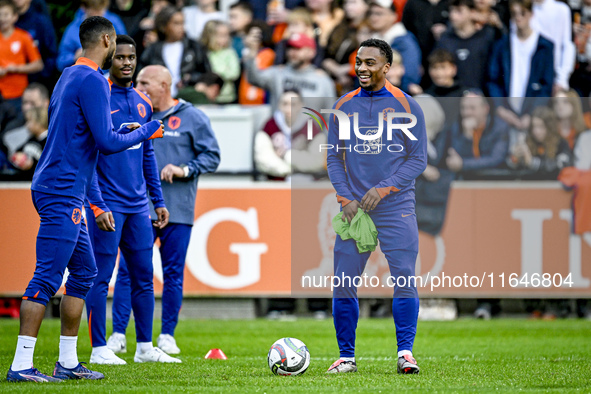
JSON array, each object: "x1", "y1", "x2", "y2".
[
  {"x1": 341, "y1": 357, "x2": 355, "y2": 362},
  {"x1": 11, "y1": 335, "x2": 37, "y2": 371},
  {"x1": 137, "y1": 342, "x2": 153, "y2": 353},
  {"x1": 58, "y1": 336, "x2": 78, "y2": 369},
  {"x1": 398, "y1": 350, "x2": 412, "y2": 358}
]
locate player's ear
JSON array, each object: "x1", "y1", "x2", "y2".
[
  {"x1": 103, "y1": 33, "x2": 110, "y2": 48},
  {"x1": 383, "y1": 62, "x2": 391, "y2": 75}
]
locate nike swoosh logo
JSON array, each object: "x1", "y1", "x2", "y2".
[
  {"x1": 401, "y1": 213, "x2": 412, "y2": 217},
  {"x1": 111, "y1": 109, "x2": 120, "y2": 114},
  {"x1": 24, "y1": 346, "x2": 33, "y2": 348}
]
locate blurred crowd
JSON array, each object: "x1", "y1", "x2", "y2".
[{"x1": 0, "y1": 0, "x2": 590, "y2": 182}]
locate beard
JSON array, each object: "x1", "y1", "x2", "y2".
[{"x1": 102, "y1": 48, "x2": 116, "y2": 70}]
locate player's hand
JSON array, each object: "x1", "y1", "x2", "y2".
[
  {"x1": 153, "y1": 207, "x2": 169, "y2": 229},
  {"x1": 360, "y1": 187, "x2": 382, "y2": 212},
  {"x1": 342, "y1": 200, "x2": 360, "y2": 223},
  {"x1": 161, "y1": 163, "x2": 184, "y2": 183},
  {"x1": 124, "y1": 122, "x2": 141, "y2": 131},
  {"x1": 96, "y1": 211, "x2": 116, "y2": 232}
]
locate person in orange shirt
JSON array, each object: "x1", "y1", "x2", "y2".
[
  {"x1": 239, "y1": 20, "x2": 275, "y2": 105},
  {"x1": 0, "y1": 0, "x2": 43, "y2": 113}
]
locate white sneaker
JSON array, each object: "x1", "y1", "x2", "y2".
[
  {"x1": 157, "y1": 334, "x2": 181, "y2": 355},
  {"x1": 106, "y1": 332, "x2": 127, "y2": 354},
  {"x1": 134, "y1": 347, "x2": 182, "y2": 363},
  {"x1": 90, "y1": 346, "x2": 127, "y2": 365}
]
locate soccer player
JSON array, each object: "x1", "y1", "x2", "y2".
[
  {"x1": 106, "y1": 65, "x2": 220, "y2": 356},
  {"x1": 6, "y1": 16, "x2": 163, "y2": 383},
  {"x1": 325, "y1": 38, "x2": 427, "y2": 374},
  {"x1": 84, "y1": 35, "x2": 180, "y2": 365}
]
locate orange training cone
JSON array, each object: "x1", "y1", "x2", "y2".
[{"x1": 204, "y1": 348, "x2": 227, "y2": 359}]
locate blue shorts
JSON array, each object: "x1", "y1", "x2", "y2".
[{"x1": 23, "y1": 191, "x2": 97, "y2": 305}]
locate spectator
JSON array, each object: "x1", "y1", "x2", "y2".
[
  {"x1": 243, "y1": 32, "x2": 335, "y2": 112},
  {"x1": 571, "y1": 1, "x2": 591, "y2": 98},
  {"x1": 182, "y1": 0, "x2": 225, "y2": 41},
  {"x1": 425, "y1": 49, "x2": 466, "y2": 98},
  {"x1": 437, "y1": 0, "x2": 496, "y2": 93},
  {"x1": 306, "y1": 0, "x2": 345, "y2": 50},
  {"x1": 531, "y1": 0, "x2": 575, "y2": 92},
  {"x1": 402, "y1": 0, "x2": 449, "y2": 69},
  {"x1": 1, "y1": 83, "x2": 49, "y2": 154},
  {"x1": 109, "y1": 0, "x2": 149, "y2": 48},
  {"x1": 14, "y1": 0, "x2": 57, "y2": 86},
  {"x1": 385, "y1": 49, "x2": 405, "y2": 88},
  {"x1": 273, "y1": 8, "x2": 322, "y2": 67},
  {"x1": 323, "y1": 0, "x2": 370, "y2": 95},
  {"x1": 228, "y1": 1, "x2": 254, "y2": 59},
  {"x1": 488, "y1": 0, "x2": 554, "y2": 153},
  {"x1": 508, "y1": 106, "x2": 572, "y2": 178},
  {"x1": 368, "y1": 0, "x2": 422, "y2": 93},
  {"x1": 424, "y1": 49, "x2": 466, "y2": 127},
  {"x1": 200, "y1": 20, "x2": 241, "y2": 103},
  {"x1": 140, "y1": 5, "x2": 211, "y2": 98},
  {"x1": 0, "y1": 0, "x2": 43, "y2": 114},
  {"x1": 138, "y1": 0, "x2": 174, "y2": 51},
  {"x1": 0, "y1": 106, "x2": 47, "y2": 180},
  {"x1": 254, "y1": 89, "x2": 325, "y2": 180},
  {"x1": 552, "y1": 89, "x2": 588, "y2": 151},
  {"x1": 446, "y1": 91, "x2": 509, "y2": 176},
  {"x1": 413, "y1": 94, "x2": 454, "y2": 236},
  {"x1": 57, "y1": 0, "x2": 127, "y2": 71},
  {"x1": 238, "y1": 20, "x2": 275, "y2": 105},
  {"x1": 473, "y1": 0, "x2": 505, "y2": 37}
]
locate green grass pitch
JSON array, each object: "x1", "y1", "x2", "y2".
[{"x1": 0, "y1": 317, "x2": 590, "y2": 392}]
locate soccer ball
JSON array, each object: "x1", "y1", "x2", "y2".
[{"x1": 267, "y1": 337, "x2": 310, "y2": 376}]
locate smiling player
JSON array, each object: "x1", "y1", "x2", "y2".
[
  {"x1": 326, "y1": 39, "x2": 427, "y2": 374},
  {"x1": 84, "y1": 35, "x2": 180, "y2": 365}
]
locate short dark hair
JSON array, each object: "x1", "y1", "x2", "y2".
[
  {"x1": 25, "y1": 82, "x2": 49, "y2": 101},
  {"x1": 79, "y1": 16, "x2": 115, "y2": 49},
  {"x1": 196, "y1": 72, "x2": 224, "y2": 88},
  {"x1": 449, "y1": 0, "x2": 476, "y2": 9},
  {"x1": 509, "y1": 0, "x2": 533, "y2": 12},
  {"x1": 428, "y1": 49, "x2": 456, "y2": 67},
  {"x1": 359, "y1": 38, "x2": 393, "y2": 64},
  {"x1": 116, "y1": 34, "x2": 136, "y2": 48},
  {"x1": 230, "y1": 1, "x2": 253, "y2": 15},
  {"x1": 0, "y1": 0, "x2": 18, "y2": 14}
]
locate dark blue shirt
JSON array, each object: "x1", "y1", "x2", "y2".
[{"x1": 87, "y1": 83, "x2": 165, "y2": 215}]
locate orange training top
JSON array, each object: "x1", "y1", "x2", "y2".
[{"x1": 0, "y1": 27, "x2": 42, "y2": 99}]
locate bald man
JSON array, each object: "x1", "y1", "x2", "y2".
[{"x1": 106, "y1": 65, "x2": 221, "y2": 356}]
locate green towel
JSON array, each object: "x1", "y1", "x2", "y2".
[{"x1": 332, "y1": 208, "x2": 378, "y2": 253}]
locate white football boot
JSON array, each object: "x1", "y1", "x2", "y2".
[
  {"x1": 326, "y1": 359, "x2": 357, "y2": 373},
  {"x1": 106, "y1": 332, "x2": 127, "y2": 354},
  {"x1": 157, "y1": 334, "x2": 181, "y2": 355},
  {"x1": 90, "y1": 346, "x2": 127, "y2": 365},
  {"x1": 134, "y1": 347, "x2": 182, "y2": 363}
]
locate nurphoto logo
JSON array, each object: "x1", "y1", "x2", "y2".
[{"x1": 303, "y1": 107, "x2": 418, "y2": 154}]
